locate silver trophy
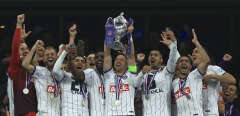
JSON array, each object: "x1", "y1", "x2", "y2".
[{"x1": 112, "y1": 12, "x2": 128, "y2": 50}]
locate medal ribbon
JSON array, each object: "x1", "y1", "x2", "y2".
[
  {"x1": 80, "y1": 83, "x2": 87, "y2": 100},
  {"x1": 114, "y1": 74, "x2": 123, "y2": 100},
  {"x1": 224, "y1": 104, "x2": 233, "y2": 116},
  {"x1": 144, "y1": 67, "x2": 161, "y2": 94},
  {"x1": 25, "y1": 72, "x2": 31, "y2": 89},
  {"x1": 96, "y1": 70, "x2": 105, "y2": 99},
  {"x1": 178, "y1": 78, "x2": 187, "y2": 95},
  {"x1": 51, "y1": 73, "x2": 60, "y2": 97}
]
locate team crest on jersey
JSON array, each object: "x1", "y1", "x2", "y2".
[
  {"x1": 174, "y1": 86, "x2": 191, "y2": 100},
  {"x1": 122, "y1": 75, "x2": 128, "y2": 80}
]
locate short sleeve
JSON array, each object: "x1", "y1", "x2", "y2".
[
  {"x1": 127, "y1": 71, "x2": 143, "y2": 88},
  {"x1": 83, "y1": 68, "x2": 94, "y2": 86},
  {"x1": 208, "y1": 65, "x2": 226, "y2": 76},
  {"x1": 32, "y1": 66, "x2": 42, "y2": 79},
  {"x1": 189, "y1": 69, "x2": 204, "y2": 80},
  {"x1": 103, "y1": 68, "x2": 114, "y2": 80}
]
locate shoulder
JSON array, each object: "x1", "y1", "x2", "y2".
[
  {"x1": 188, "y1": 69, "x2": 203, "y2": 79},
  {"x1": 126, "y1": 71, "x2": 138, "y2": 77},
  {"x1": 64, "y1": 71, "x2": 73, "y2": 77},
  {"x1": 207, "y1": 65, "x2": 220, "y2": 71},
  {"x1": 207, "y1": 65, "x2": 225, "y2": 75},
  {"x1": 34, "y1": 66, "x2": 48, "y2": 73},
  {"x1": 83, "y1": 68, "x2": 95, "y2": 74},
  {"x1": 172, "y1": 78, "x2": 179, "y2": 85},
  {"x1": 103, "y1": 68, "x2": 114, "y2": 74}
]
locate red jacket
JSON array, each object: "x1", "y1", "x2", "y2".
[{"x1": 8, "y1": 28, "x2": 37, "y2": 116}]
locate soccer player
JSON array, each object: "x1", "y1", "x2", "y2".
[
  {"x1": 22, "y1": 39, "x2": 60, "y2": 116},
  {"x1": 52, "y1": 24, "x2": 90, "y2": 116},
  {"x1": 8, "y1": 14, "x2": 38, "y2": 116},
  {"x1": 103, "y1": 18, "x2": 140, "y2": 116},
  {"x1": 86, "y1": 51, "x2": 106, "y2": 116},
  {"x1": 139, "y1": 29, "x2": 180, "y2": 116},
  {"x1": 192, "y1": 41, "x2": 236, "y2": 116},
  {"x1": 172, "y1": 29, "x2": 210, "y2": 116},
  {"x1": 53, "y1": 48, "x2": 90, "y2": 116}
]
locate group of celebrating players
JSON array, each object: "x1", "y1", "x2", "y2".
[{"x1": 2, "y1": 13, "x2": 239, "y2": 116}]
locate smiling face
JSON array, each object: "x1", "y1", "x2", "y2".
[
  {"x1": 19, "y1": 43, "x2": 29, "y2": 57},
  {"x1": 223, "y1": 84, "x2": 238, "y2": 103},
  {"x1": 148, "y1": 50, "x2": 163, "y2": 68},
  {"x1": 176, "y1": 56, "x2": 192, "y2": 77},
  {"x1": 43, "y1": 47, "x2": 57, "y2": 68},
  {"x1": 114, "y1": 54, "x2": 127, "y2": 73}
]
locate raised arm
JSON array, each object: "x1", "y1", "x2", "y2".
[
  {"x1": 68, "y1": 24, "x2": 77, "y2": 45},
  {"x1": 192, "y1": 29, "x2": 210, "y2": 75},
  {"x1": 103, "y1": 18, "x2": 114, "y2": 72},
  {"x1": 22, "y1": 40, "x2": 42, "y2": 73},
  {"x1": 127, "y1": 23, "x2": 136, "y2": 67},
  {"x1": 204, "y1": 68, "x2": 236, "y2": 84},
  {"x1": 161, "y1": 29, "x2": 180, "y2": 73},
  {"x1": 8, "y1": 14, "x2": 31, "y2": 79},
  {"x1": 53, "y1": 45, "x2": 69, "y2": 81},
  {"x1": 8, "y1": 15, "x2": 22, "y2": 78},
  {"x1": 104, "y1": 42, "x2": 112, "y2": 72}
]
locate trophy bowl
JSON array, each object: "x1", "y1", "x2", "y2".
[{"x1": 112, "y1": 12, "x2": 128, "y2": 51}]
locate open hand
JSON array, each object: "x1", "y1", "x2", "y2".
[
  {"x1": 160, "y1": 32, "x2": 172, "y2": 46},
  {"x1": 192, "y1": 28, "x2": 199, "y2": 44},
  {"x1": 21, "y1": 24, "x2": 32, "y2": 40}
]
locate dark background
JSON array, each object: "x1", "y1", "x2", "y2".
[{"x1": 0, "y1": 0, "x2": 240, "y2": 80}]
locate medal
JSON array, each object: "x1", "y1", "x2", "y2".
[
  {"x1": 179, "y1": 78, "x2": 191, "y2": 99},
  {"x1": 23, "y1": 88, "x2": 29, "y2": 94},
  {"x1": 114, "y1": 74, "x2": 123, "y2": 106},
  {"x1": 115, "y1": 100, "x2": 120, "y2": 106},
  {"x1": 80, "y1": 83, "x2": 87, "y2": 106},
  {"x1": 101, "y1": 99, "x2": 105, "y2": 105},
  {"x1": 145, "y1": 94, "x2": 150, "y2": 100},
  {"x1": 82, "y1": 99, "x2": 86, "y2": 106},
  {"x1": 23, "y1": 72, "x2": 31, "y2": 94}
]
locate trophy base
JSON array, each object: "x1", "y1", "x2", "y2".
[{"x1": 112, "y1": 41, "x2": 124, "y2": 51}]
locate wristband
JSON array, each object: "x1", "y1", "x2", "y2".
[{"x1": 128, "y1": 65, "x2": 137, "y2": 73}]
